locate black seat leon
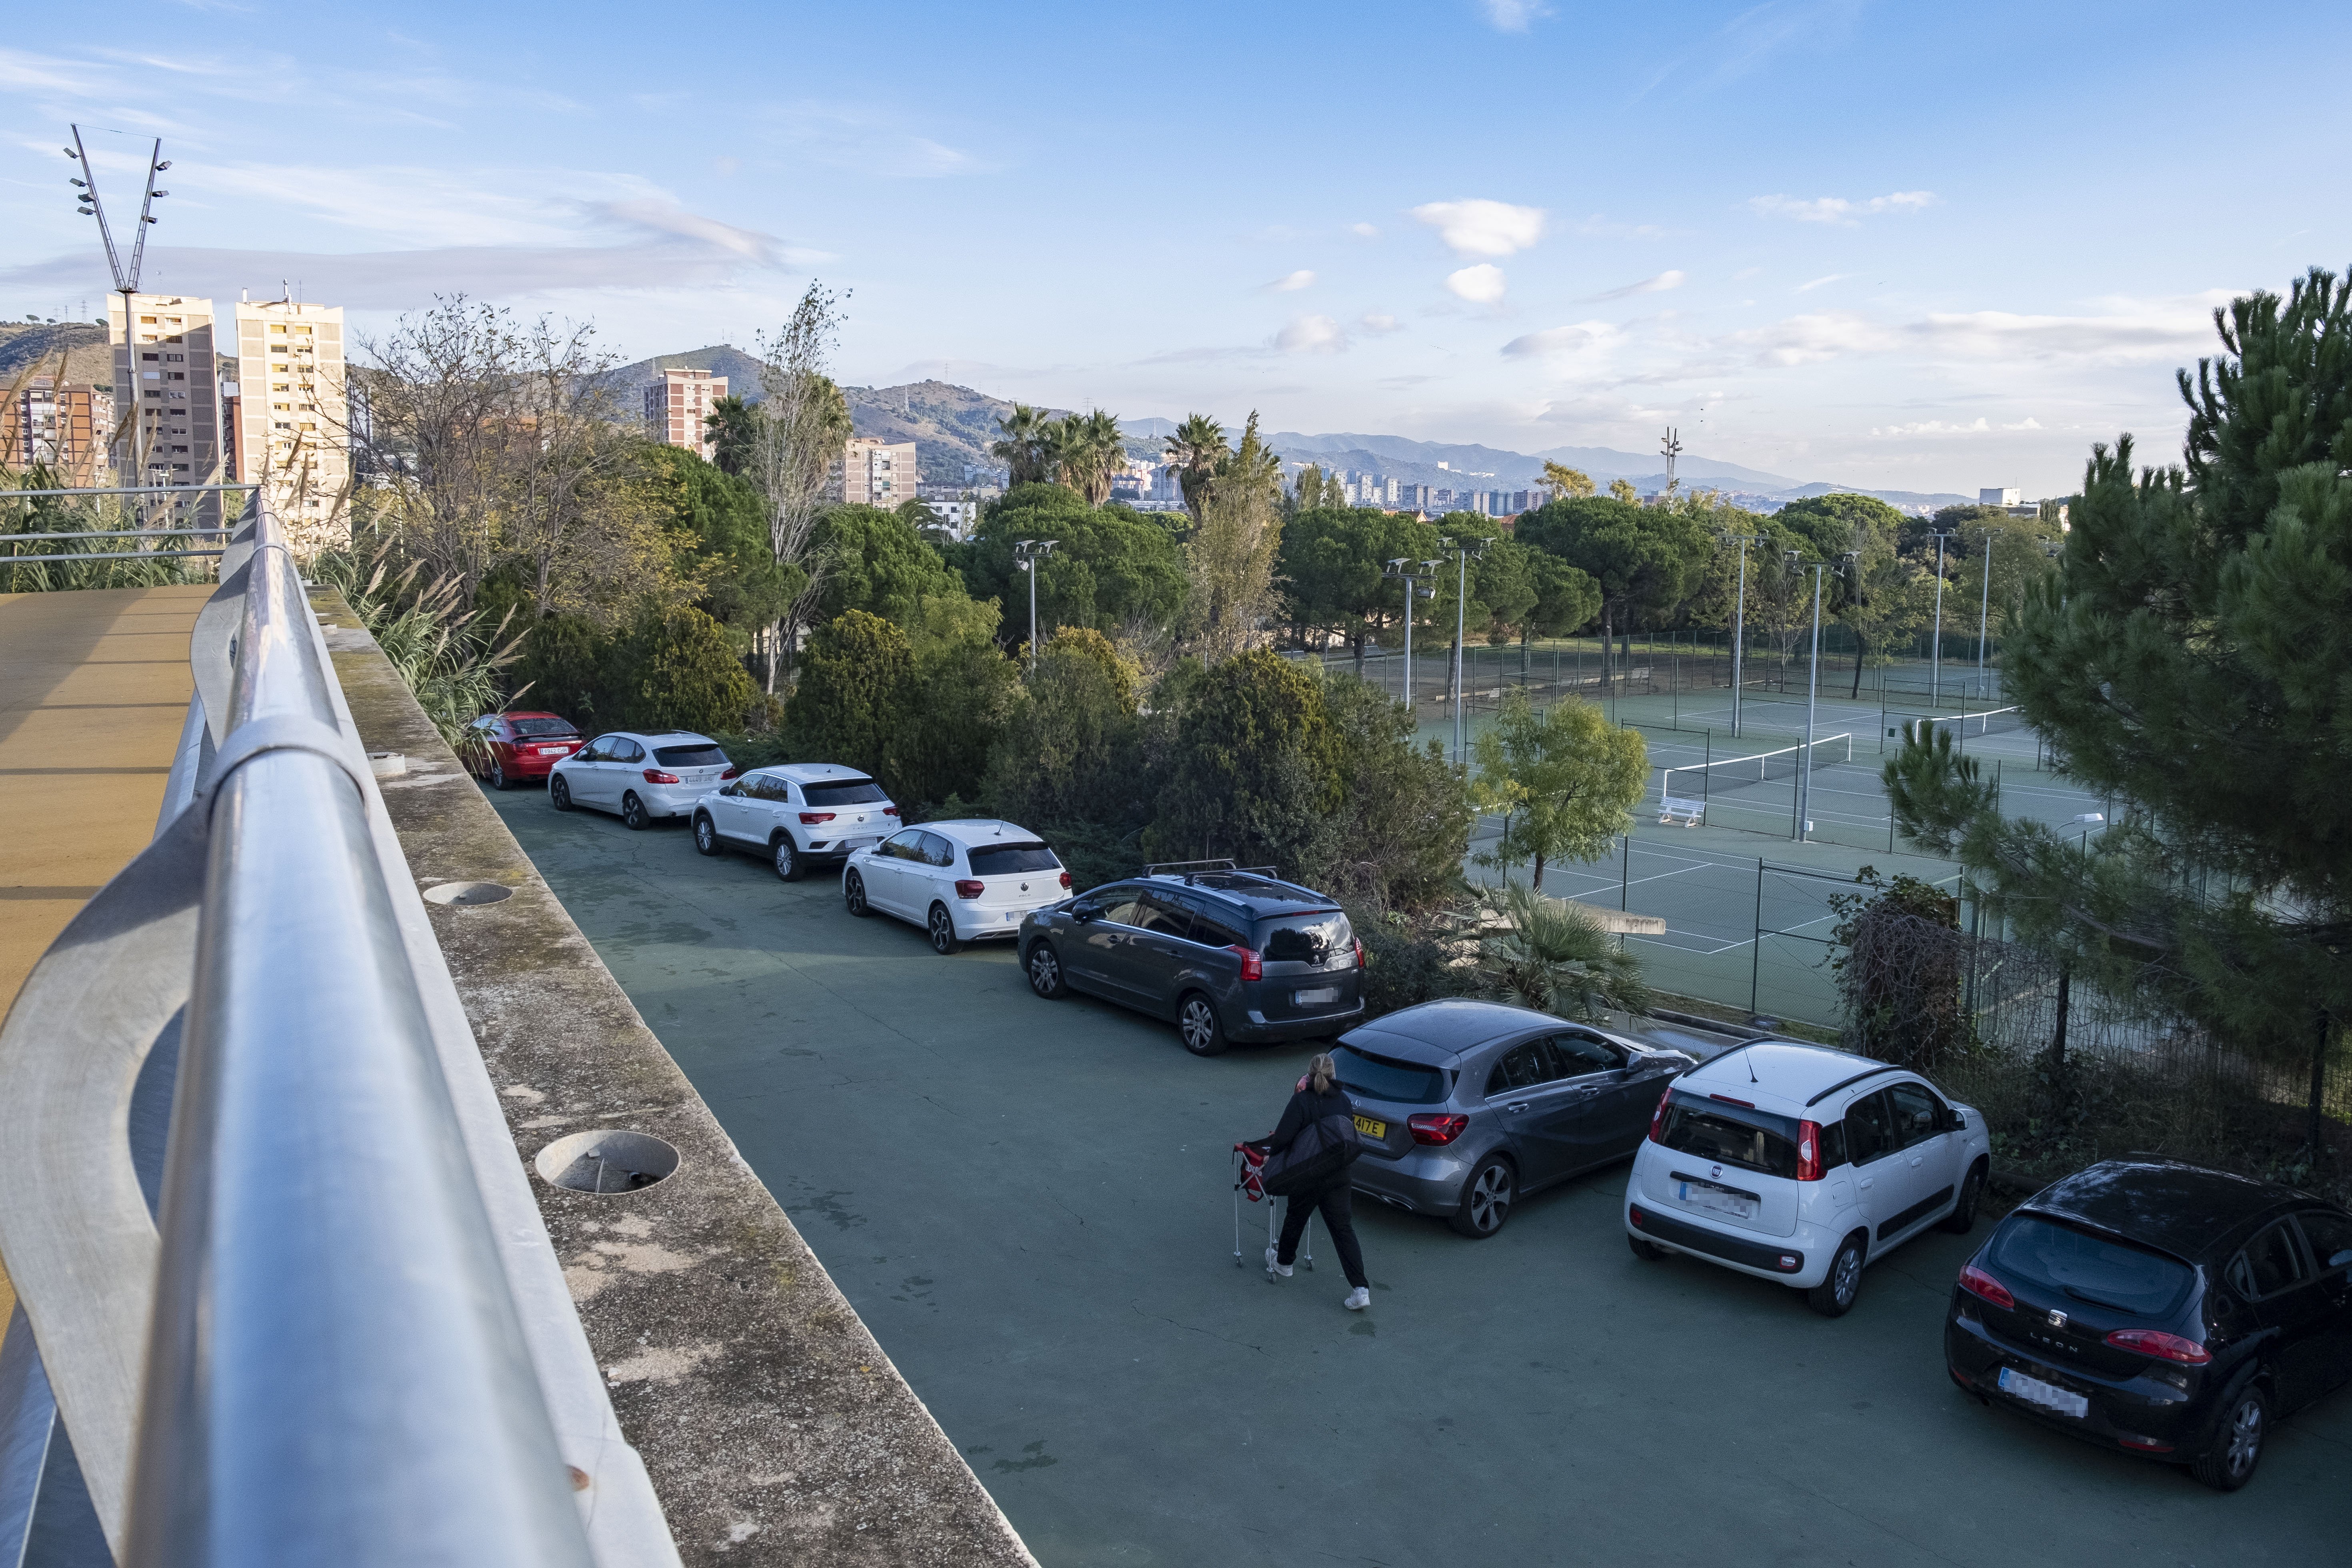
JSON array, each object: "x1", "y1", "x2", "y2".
[{"x1": 1945, "y1": 1157, "x2": 2352, "y2": 1490}]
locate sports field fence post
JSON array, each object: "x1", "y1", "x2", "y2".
[
  {"x1": 1750, "y1": 858, "x2": 1765, "y2": 1015},
  {"x1": 1621, "y1": 834, "x2": 1630, "y2": 911},
  {"x1": 1702, "y1": 730, "x2": 1711, "y2": 819}
]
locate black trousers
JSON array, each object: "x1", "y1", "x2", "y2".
[{"x1": 1276, "y1": 1178, "x2": 1368, "y2": 1288}]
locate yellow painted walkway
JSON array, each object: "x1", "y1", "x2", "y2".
[{"x1": 0, "y1": 584, "x2": 214, "y2": 1328}]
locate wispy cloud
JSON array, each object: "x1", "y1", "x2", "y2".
[
  {"x1": 1870, "y1": 417, "x2": 2045, "y2": 437},
  {"x1": 1276, "y1": 314, "x2": 1347, "y2": 354},
  {"x1": 1359, "y1": 312, "x2": 1402, "y2": 334},
  {"x1": 1502, "y1": 321, "x2": 1623, "y2": 360},
  {"x1": 1350, "y1": 222, "x2": 1381, "y2": 239},
  {"x1": 1576, "y1": 214, "x2": 1671, "y2": 241},
  {"x1": 1446, "y1": 264, "x2": 1508, "y2": 304},
  {"x1": 1262, "y1": 269, "x2": 1316, "y2": 293},
  {"x1": 1412, "y1": 199, "x2": 1546, "y2": 258},
  {"x1": 1476, "y1": 0, "x2": 1553, "y2": 32},
  {"x1": 1748, "y1": 191, "x2": 1937, "y2": 226},
  {"x1": 1795, "y1": 273, "x2": 1850, "y2": 292},
  {"x1": 1581, "y1": 270, "x2": 1685, "y2": 302}
]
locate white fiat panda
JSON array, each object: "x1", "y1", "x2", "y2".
[{"x1": 1623, "y1": 1040, "x2": 1992, "y2": 1316}]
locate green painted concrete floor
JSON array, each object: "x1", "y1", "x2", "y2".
[{"x1": 488, "y1": 784, "x2": 2350, "y2": 1568}]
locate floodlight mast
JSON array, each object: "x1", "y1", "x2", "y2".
[
  {"x1": 1442, "y1": 536, "x2": 1489, "y2": 766},
  {"x1": 1927, "y1": 528, "x2": 1958, "y2": 706},
  {"x1": 1976, "y1": 526, "x2": 1995, "y2": 700},
  {"x1": 1012, "y1": 538, "x2": 1057, "y2": 675},
  {"x1": 1382, "y1": 558, "x2": 1433, "y2": 711},
  {"x1": 1720, "y1": 531, "x2": 1763, "y2": 738},
  {"x1": 70, "y1": 126, "x2": 169, "y2": 484},
  {"x1": 1791, "y1": 552, "x2": 1857, "y2": 841}
]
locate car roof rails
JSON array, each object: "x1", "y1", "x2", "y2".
[{"x1": 1142, "y1": 858, "x2": 1283, "y2": 886}]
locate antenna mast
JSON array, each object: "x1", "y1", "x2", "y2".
[{"x1": 1660, "y1": 426, "x2": 1682, "y2": 496}]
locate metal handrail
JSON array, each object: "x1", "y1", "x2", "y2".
[
  {"x1": 4, "y1": 528, "x2": 234, "y2": 539},
  {"x1": 0, "y1": 484, "x2": 258, "y2": 498},
  {"x1": 120, "y1": 499, "x2": 597, "y2": 1564}
]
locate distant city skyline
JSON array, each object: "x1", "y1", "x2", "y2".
[{"x1": 4, "y1": 2, "x2": 2348, "y2": 497}]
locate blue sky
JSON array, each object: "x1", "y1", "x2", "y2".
[{"x1": 6, "y1": 0, "x2": 2348, "y2": 494}]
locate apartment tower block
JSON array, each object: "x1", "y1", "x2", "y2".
[
  {"x1": 231, "y1": 298, "x2": 350, "y2": 558},
  {"x1": 840, "y1": 436, "x2": 918, "y2": 508},
  {"x1": 645, "y1": 367, "x2": 728, "y2": 462},
  {"x1": 109, "y1": 294, "x2": 220, "y2": 493}
]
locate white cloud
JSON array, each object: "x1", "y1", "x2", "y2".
[
  {"x1": 1478, "y1": 0, "x2": 1553, "y2": 31},
  {"x1": 596, "y1": 199, "x2": 792, "y2": 264},
  {"x1": 1502, "y1": 321, "x2": 1623, "y2": 359},
  {"x1": 1359, "y1": 312, "x2": 1402, "y2": 334},
  {"x1": 1582, "y1": 269, "x2": 1685, "y2": 302},
  {"x1": 1276, "y1": 314, "x2": 1346, "y2": 354},
  {"x1": 1722, "y1": 310, "x2": 1895, "y2": 366},
  {"x1": 1747, "y1": 191, "x2": 1938, "y2": 226},
  {"x1": 1412, "y1": 199, "x2": 1546, "y2": 257},
  {"x1": 1708, "y1": 294, "x2": 2231, "y2": 373},
  {"x1": 1446, "y1": 264, "x2": 1508, "y2": 304},
  {"x1": 1263, "y1": 269, "x2": 1316, "y2": 293},
  {"x1": 1795, "y1": 273, "x2": 1850, "y2": 292},
  {"x1": 1350, "y1": 222, "x2": 1381, "y2": 239},
  {"x1": 1869, "y1": 417, "x2": 2046, "y2": 437}
]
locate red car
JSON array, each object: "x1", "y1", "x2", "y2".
[{"x1": 467, "y1": 710, "x2": 585, "y2": 790}]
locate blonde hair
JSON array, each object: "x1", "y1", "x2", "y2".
[{"x1": 1307, "y1": 1053, "x2": 1337, "y2": 1093}]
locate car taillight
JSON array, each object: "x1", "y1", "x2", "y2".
[
  {"x1": 1058, "y1": 871, "x2": 1072, "y2": 889},
  {"x1": 1228, "y1": 946, "x2": 1262, "y2": 982},
  {"x1": 1796, "y1": 1118, "x2": 1824, "y2": 1181},
  {"x1": 642, "y1": 769, "x2": 680, "y2": 784},
  {"x1": 800, "y1": 812, "x2": 835, "y2": 824},
  {"x1": 1647, "y1": 1086, "x2": 1672, "y2": 1143},
  {"x1": 719, "y1": 766, "x2": 738, "y2": 780},
  {"x1": 954, "y1": 879, "x2": 984, "y2": 898},
  {"x1": 1353, "y1": 936, "x2": 1365, "y2": 968},
  {"x1": 1958, "y1": 1264, "x2": 2014, "y2": 1310},
  {"x1": 2104, "y1": 1328, "x2": 2211, "y2": 1365},
  {"x1": 1408, "y1": 1114, "x2": 1468, "y2": 1146},
  {"x1": 883, "y1": 806, "x2": 899, "y2": 816}
]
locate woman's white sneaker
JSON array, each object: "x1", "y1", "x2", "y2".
[
  {"x1": 1343, "y1": 1287, "x2": 1370, "y2": 1311},
  {"x1": 1264, "y1": 1246, "x2": 1292, "y2": 1278}
]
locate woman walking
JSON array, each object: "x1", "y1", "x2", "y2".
[{"x1": 1252, "y1": 1053, "x2": 1372, "y2": 1311}]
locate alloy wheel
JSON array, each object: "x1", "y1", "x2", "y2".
[
  {"x1": 1833, "y1": 1244, "x2": 1862, "y2": 1306},
  {"x1": 550, "y1": 777, "x2": 571, "y2": 812},
  {"x1": 845, "y1": 872, "x2": 868, "y2": 915},
  {"x1": 1029, "y1": 946, "x2": 1062, "y2": 996},
  {"x1": 622, "y1": 793, "x2": 648, "y2": 830},
  {"x1": 2225, "y1": 1396, "x2": 2263, "y2": 1480},
  {"x1": 928, "y1": 905, "x2": 957, "y2": 953},
  {"x1": 489, "y1": 760, "x2": 506, "y2": 791},
  {"x1": 773, "y1": 840, "x2": 798, "y2": 881},
  {"x1": 1180, "y1": 998, "x2": 1218, "y2": 1053},
  {"x1": 693, "y1": 816, "x2": 718, "y2": 855},
  {"x1": 1468, "y1": 1164, "x2": 1512, "y2": 1233}
]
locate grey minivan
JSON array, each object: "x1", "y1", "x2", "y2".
[
  {"x1": 1017, "y1": 864, "x2": 1364, "y2": 1055},
  {"x1": 1334, "y1": 999, "x2": 1694, "y2": 1237}
]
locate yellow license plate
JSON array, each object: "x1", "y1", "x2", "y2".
[{"x1": 1353, "y1": 1115, "x2": 1386, "y2": 1139}]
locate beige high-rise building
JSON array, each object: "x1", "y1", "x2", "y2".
[
  {"x1": 231, "y1": 298, "x2": 350, "y2": 556},
  {"x1": 839, "y1": 436, "x2": 918, "y2": 508},
  {"x1": 109, "y1": 294, "x2": 221, "y2": 494},
  {"x1": 645, "y1": 367, "x2": 727, "y2": 461}
]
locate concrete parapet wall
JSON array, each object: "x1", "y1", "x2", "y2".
[{"x1": 318, "y1": 591, "x2": 1037, "y2": 1568}]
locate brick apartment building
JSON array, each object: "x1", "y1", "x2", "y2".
[{"x1": 645, "y1": 368, "x2": 728, "y2": 462}]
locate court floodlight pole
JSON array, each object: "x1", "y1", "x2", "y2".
[
  {"x1": 1382, "y1": 558, "x2": 1422, "y2": 712},
  {"x1": 1928, "y1": 528, "x2": 1956, "y2": 707},
  {"x1": 1012, "y1": 538, "x2": 1055, "y2": 676},
  {"x1": 1795, "y1": 564, "x2": 1822, "y2": 840},
  {"x1": 1976, "y1": 527, "x2": 1993, "y2": 700},
  {"x1": 1722, "y1": 531, "x2": 1760, "y2": 739},
  {"x1": 1442, "y1": 536, "x2": 1489, "y2": 766}
]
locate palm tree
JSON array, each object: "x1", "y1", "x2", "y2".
[
  {"x1": 1053, "y1": 408, "x2": 1124, "y2": 506},
  {"x1": 704, "y1": 394, "x2": 758, "y2": 476},
  {"x1": 992, "y1": 403, "x2": 1052, "y2": 486},
  {"x1": 1163, "y1": 412, "x2": 1227, "y2": 522},
  {"x1": 1476, "y1": 880, "x2": 1652, "y2": 1021}
]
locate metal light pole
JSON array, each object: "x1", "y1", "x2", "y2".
[
  {"x1": 1382, "y1": 558, "x2": 1436, "y2": 712},
  {"x1": 1722, "y1": 532, "x2": 1761, "y2": 738},
  {"x1": 1012, "y1": 538, "x2": 1056, "y2": 675},
  {"x1": 1791, "y1": 552, "x2": 1856, "y2": 841},
  {"x1": 1975, "y1": 527, "x2": 1994, "y2": 700},
  {"x1": 1927, "y1": 528, "x2": 1956, "y2": 706},
  {"x1": 68, "y1": 126, "x2": 170, "y2": 485},
  {"x1": 1442, "y1": 536, "x2": 1489, "y2": 766}
]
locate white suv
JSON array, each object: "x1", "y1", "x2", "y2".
[
  {"x1": 843, "y1": 820, "x2": 1072, "y2": 954},
  {"x1": 1622, "y1": 1040, "x2": 1992, "y2": 1317},
  {"x1": 549, "y1": 730, "x2": 734, "y2": 830},
  {"x1": 690, "y1": 764, "x2": 899, "y2": 880}
]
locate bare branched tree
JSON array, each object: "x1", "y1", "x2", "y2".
[{"x1": 751, "y1": 282, "x2": 852, "y2": 689}]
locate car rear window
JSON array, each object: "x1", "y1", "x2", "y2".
[
  {"x1": 803, "y1": 779, "x2": 888, "y2": 807},
  {"x1": 1259, "y1": 910, "x2": 1351, "y2": 964},
  {"x1": 969, "y1": 842, "x2": 1060, "y2": 876},
  {"x1": 1333, "y1": 1045, "x2": 1447, "y2": 1106},
  {"x1": 1657, "y1": 1091, "x2": 1801, "y2": 1179},
  {"x1": 508, "y1": 717, "x2": 576, "y2": 738},
  {"x1": 1987, "y1": 1215, "x2": 2193, "y2": 1316},
  {"x1": 652, "y1": 744, "x2": 727, "y2": 768}
]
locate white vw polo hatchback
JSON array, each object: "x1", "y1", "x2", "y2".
[
  {"x1": 842, "y1": 819, "x2": 1071, "y2": 954},
  {"x1": 690, "y1": 763, "x2": 898, "y2": 881},
  {"x1": 1623, "y1": 1040, "x2": 1992, "y2": 1317}
]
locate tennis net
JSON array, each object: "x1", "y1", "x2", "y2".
[
  {"x1": 1660, "y1": 733, "x2": 1852, "y2": 823},
  {"x1": 1906, "y1": 706, "x2": 2024, "y2": 744}
]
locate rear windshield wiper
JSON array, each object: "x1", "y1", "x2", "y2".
[{"x1": 2061, "y1": 1285, "x2": 2139, "y2": 1313}]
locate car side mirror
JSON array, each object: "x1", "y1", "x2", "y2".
[
  {"x1": 1071, "y1": 905, "x2": 1096, "y2": 922},
  {"x1": 1950, "y1": 1110, "x2": 1968, "y2": 1131}
]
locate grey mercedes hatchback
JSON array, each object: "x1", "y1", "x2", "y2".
[
  {"x1": 1017, "y1": 863, "x2": 1364, "y2": 1055},
  {"x1": 1335, "y1": 999, "x2": 1694, "y2": 1237}
]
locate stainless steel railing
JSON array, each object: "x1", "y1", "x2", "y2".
[{"x1": 0, "y1": 495, "x2": 672, "y2": 1564}]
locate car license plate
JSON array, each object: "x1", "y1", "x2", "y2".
[
  {"x1": 1353, "y1": 1115, "x2": 1386, "y2": 1139},
  {"x1": 1677, "y1": 1180, "x2": 1758, "y2": 1221},
  {"x1": 1004, "y1": 910, "x2": 1019, "y2": 923},
  {"x1": 1294, "y1": 986, "x2": 1338, "y2": 1006},
  {"x1": 1998, "y1": 1366, "x2": 2088, "y2": 1418}
]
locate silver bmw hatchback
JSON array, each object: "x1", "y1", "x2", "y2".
[{"x1": 1336, "y1": 999, "x2": 1695, "y2": 1238}]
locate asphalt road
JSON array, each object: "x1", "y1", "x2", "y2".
[{"x1": 488, "y1": 784, "x2": 2350, "y2": 1568}]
